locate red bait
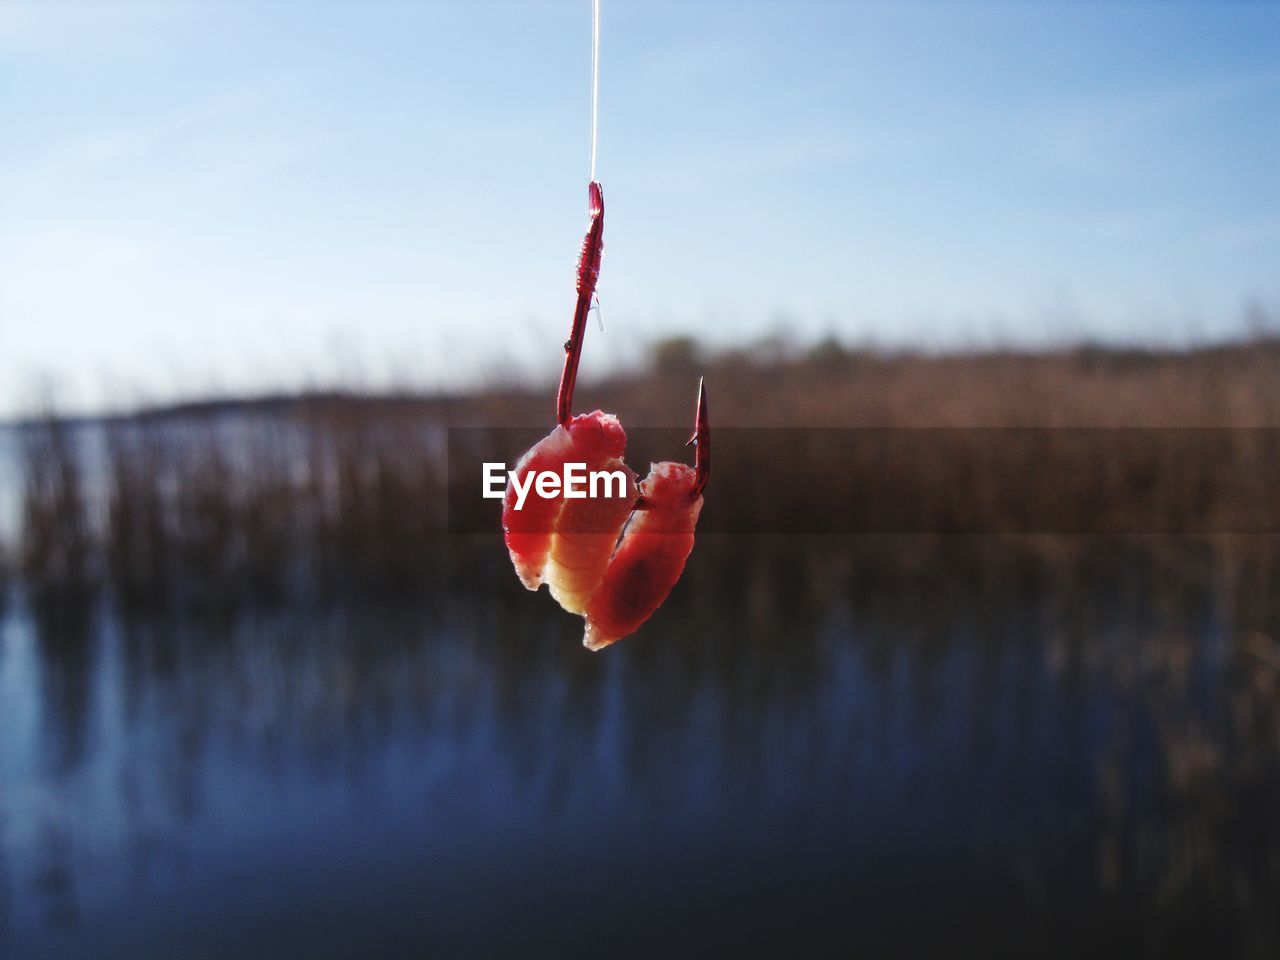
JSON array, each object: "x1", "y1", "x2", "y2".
[{"x1": 502, "y1": 181, "x2": 709, "y2": 650}]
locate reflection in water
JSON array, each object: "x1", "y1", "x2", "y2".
[
  {"x1": 0, "y1": 539, "x2": 1278, "y2": 957},
  {"x1": 33, "y1": 604, "x2": 96, "y2": 779}
]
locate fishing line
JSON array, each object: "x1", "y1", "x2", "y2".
[{"x1": 590, "y1": 0, "x2": 600, "y2": 182}]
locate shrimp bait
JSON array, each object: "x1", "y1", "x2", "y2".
[
  {"x1": 584, "y1": 379, "x2": 708, "y2": 650},
  {"x1": 502, "y1": 181, "x2": 709, "y2": 649}
]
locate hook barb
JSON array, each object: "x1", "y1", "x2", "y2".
[{"x1": 689, "y1": 377, "x2": 709, "y2": 497}]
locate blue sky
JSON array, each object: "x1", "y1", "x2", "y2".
[{"x1": 2, "y1": 0, "x2": 1278, "y2": 415}]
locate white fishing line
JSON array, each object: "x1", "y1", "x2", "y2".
[{"x1": 590, "y1": 0, "x2": 600, "y2": 182}]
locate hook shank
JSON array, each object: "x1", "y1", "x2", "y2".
[{"x1": 557, "y1": 181, "x2": 605, "y2": 426}]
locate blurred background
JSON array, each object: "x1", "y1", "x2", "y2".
[{"x1": 2, "y1": 0, "x2": 1279, "y2": 956}]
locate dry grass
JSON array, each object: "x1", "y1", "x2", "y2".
[
  {"x1": 10, "y1": 337, "x2": 1280, "y2": 622},
  {"x1": 580, "y1": 335, "x2": 1280, "y2": 428}
]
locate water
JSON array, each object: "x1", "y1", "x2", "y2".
[{"x1": 1, "y1": 543, "x2": 1277, "y2": 957}]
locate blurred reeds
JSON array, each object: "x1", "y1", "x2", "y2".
[
  {"x1": 92, "y1": 410, "x2": 455, "y2": 615},
  {"x1": 19, "y1": 414, "x2": 94, "y2": 616},
  {"x1": 7, "y1": 336, "x2": 1280, "y2": 626}
]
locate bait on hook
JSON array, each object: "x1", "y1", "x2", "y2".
[
  {"x1": 502, "y1": 182, "x2": 709, "y2": 650},
  {"x1": 500, "y1": 3, "x2": 708, "y2": 649}
]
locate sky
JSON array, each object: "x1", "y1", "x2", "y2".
[{"x1": 1, "y1": 0, "x2": 1278, "y2": 416}]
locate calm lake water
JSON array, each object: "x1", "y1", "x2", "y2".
[{"x1": 1, "y1": 539, "x2": 1278, "y2": 958}]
